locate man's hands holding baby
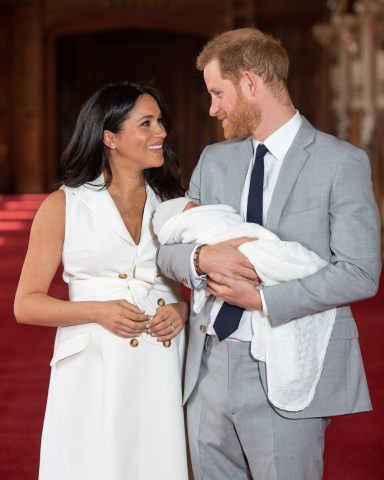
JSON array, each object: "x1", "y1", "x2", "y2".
[{"x1": 198, "y1": 238, "x2": 263, "y2": 310}]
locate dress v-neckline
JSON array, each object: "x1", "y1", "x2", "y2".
[{"x1": 106, "y1": 185, "x2": 149, "y2": 247}]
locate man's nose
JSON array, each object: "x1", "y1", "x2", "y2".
[{"x1": 209, "y1": 99, "x2": 220, "y2": 117}]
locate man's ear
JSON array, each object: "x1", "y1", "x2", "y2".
[
  {"x1": 103, "y1": 130, "x2": 117, "y2": 149},
  {"x1": 239, "y1": 71, "x2": 259, "y2": 98}
]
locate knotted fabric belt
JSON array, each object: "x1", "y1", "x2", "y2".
[{"x1": 69, "y1": 276, "x2": 157, "y2": 315}]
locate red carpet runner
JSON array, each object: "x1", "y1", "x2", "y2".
[{"x1": 0, "y1": 194, "x2": 383, "y2": 479}]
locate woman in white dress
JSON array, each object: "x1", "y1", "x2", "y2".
[{"x1": 14, "y1": 82, "x2": 189, "y2": 480}]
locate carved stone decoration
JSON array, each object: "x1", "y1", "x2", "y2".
[
  {"x1": 313, "y1": 0, "x2": 384, "y2": 229},
  {"x1": 377, "y1": 49, "x2": 384, "y2": 108}
]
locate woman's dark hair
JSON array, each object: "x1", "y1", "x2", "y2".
[{"x1": 59, "y1": 82, "x2": 184, "y2": 200}]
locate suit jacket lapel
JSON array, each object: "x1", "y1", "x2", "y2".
[
  {"x1": 265, "y1": 118, "x2": 316, "y2": 232},
  {"x1": 225, "y1": 137, "x2": 253, "y2": 212}
]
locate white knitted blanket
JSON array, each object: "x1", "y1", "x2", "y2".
[{"x1": 154, "y1": 202, "x2": 336, "y2": 411}]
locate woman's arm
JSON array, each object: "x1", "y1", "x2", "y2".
[{"x1": 14, "y1": 190, "x2": 149, "y2": 337}]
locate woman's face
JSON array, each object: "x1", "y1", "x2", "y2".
[{"x1": 106, "y1": 93, "x2": 167, "y2": 172}]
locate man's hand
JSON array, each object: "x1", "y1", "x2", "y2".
[
  {"x1": 207, "y1": 272, "x2": 262, "y2": 310},
  {"x1": 199, "y1": 237, "x2": 259, "y2": 282}
]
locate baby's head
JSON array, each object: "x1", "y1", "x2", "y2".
[
  {"x1": 183, "y1": 201, "x2": 202, "y2": 212},
  {"x1": 153, "y1": 197, "x2": 201, "y2": 236}
]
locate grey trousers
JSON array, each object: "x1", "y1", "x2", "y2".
[{"x1": 187, "y1": 336, "x2": 330, "y2": 480}]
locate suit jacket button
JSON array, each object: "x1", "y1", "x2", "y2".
[
  {"x1": 163, "y1": 340, "x2": 171, "y2": 348},
  {"x1": 157, "y1": 298, "x2": 165, "y2": 306},
  {"x1": 130, "y1": 338, "x2": 139, "y2": 347},
  {"x1": 118, "y1": 273, "x2": 128, "y2": 279},
  {"x1": 199, "y1": 325, "x2": 206, "y2": 333}
]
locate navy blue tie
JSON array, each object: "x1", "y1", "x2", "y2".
[{"x1": 213, "y1": 143, "x2": 268, "y2": 341}]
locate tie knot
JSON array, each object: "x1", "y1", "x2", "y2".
[{"x1": 255, "y1": 143, "x2": 268, "y2": 159}]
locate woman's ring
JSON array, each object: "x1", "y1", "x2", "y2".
[{"x1": 170, "y1": 324, "x2": 175, "y2": 333}]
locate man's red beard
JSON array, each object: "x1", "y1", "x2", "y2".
[{"x1": 220, "y1": 90, "x2": 261, "y2": 140}]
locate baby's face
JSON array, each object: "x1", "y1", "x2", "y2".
[{"x1": 183, "y1": 201, "x2": 201, "y2": 212}]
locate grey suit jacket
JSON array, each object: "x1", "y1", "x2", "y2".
[{"x1": 158, "y1": 117, "x2": 382, "y2": 418}]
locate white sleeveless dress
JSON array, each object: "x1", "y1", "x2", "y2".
[{"x1": 39, "y1": 176, "x2": 188, "y2": 480}]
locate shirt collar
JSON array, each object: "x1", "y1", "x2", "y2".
[{"x1": 252, "y1": 110, "x2": 302, "y2": 161}]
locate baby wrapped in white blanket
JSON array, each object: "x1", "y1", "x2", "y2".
[{"x1": 153, "y1": 198, "x2": 336, "y2": 411}]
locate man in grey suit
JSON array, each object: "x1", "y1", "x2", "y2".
[{"x1": 158, "y1": 27, "x2": 382, "y2": 480}]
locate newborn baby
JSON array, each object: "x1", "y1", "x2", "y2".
[
  {"x1": 153, "y1": 197, "x2": 329, "y2": 286},
  {"x1": 153, "y1": 197, "x2": 336, "y2": 412}
]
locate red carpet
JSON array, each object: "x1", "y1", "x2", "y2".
[{"x1": 0, "y1": 194, "x2": 383, "y2": 479}]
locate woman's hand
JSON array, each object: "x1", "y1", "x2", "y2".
[
  {"x1": 95, "y1": 300, "x2": 149, "y2": 338},
  {"x1": 146, "y1": 301, "x2": 189, "y2": 341}
]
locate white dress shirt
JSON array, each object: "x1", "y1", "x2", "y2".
[{"x1": 195, "y1": 111, "x2": 302, "y2": 341}]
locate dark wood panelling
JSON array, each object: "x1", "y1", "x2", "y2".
[
  {"x1": 1, "y1": 0, "x2": 329, "y2": 193},
  {"x1": 55, "y1": 30, "x2": 211, "y2": 187},
  {"x1": 255, "y1": 2, "x2": 329, "y2": 128},
  {"x1": 0, "y1": 7, "x2": 13, "y2": 192}
]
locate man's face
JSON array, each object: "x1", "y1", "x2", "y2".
[{"x1": 203, "y1": 60, "x2": 259, "y2": 139}]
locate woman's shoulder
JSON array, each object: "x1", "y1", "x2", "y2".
[
  {"x1": 33, "y1": 189, "x2": 65, "y2": 222},
  {"x1": 29, "y1": 189, "x2": 66, "y2": 238},
  {"x1": 39, "y1": 189, "x2": 65, "y2": 208}
]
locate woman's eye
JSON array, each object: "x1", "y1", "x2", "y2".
[{"x1": 141, "y1": 120, "x2": 151, "y2": 127}]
